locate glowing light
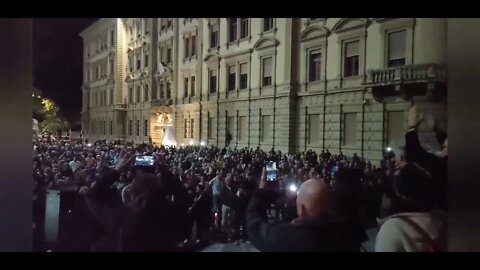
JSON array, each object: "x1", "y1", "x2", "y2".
[
  {"x1": 189, "y1": 139, "x2": 194, "y2": 146},
  {"x1": 87, "y1": 143, "x2": 92, "y2": 147},
  {"x1": 32, "y1": 94, "x2": 35, "y2": 97},
  {"x1": 386, "y1": 147, "x2": 392, "y2": 152},
  {"x1": 289, "y1": 184, "x2": 298, "y2": 193},
  {"x1": 180, "y1": 143, "x2": 185, "y2": 147},
  {"x1": 200, "y1": 141, "x2": 206, "y2": 146}
]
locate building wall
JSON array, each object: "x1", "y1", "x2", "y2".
[
  {"x1": 80, "y1": 18, "x2": 123, "y2": 142},
  {"x1": 81, "y1": 18, "x2": 447, "y2": 162}
]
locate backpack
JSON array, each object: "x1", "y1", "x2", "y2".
[{"x1": 395, "y1": 215, "x2": 446, "y2": 252}]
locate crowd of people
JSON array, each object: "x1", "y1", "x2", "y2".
[{"x1": 32, "y1": 105, "x2": 447, "y2": 252}]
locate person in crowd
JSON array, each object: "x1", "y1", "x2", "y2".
[
  {"x1": 33, "y1": 130, "x2": 446, "y2": 252},
  {"x1": 405, "y1": 105, "x2": 447, "y2": 211},
  {"x1": 246, "y1": 168, "x2": 366, "y2": 252},
  {"x1": 375, "y1": 163, "x2": 446, "y2": 252},
  {"x1": 79, "y1": 153, "x2": 175, "y2": 251},
  {"x1": 221, "y1": 174, "x2": 240, "y2": 243},
  {"x1": 209, "y1": 170, "x2": 224, "y2": 217}
]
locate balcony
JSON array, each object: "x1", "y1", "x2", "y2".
[
  {"x1": 114, "y1": 104, "x2": 127, "y2": 111},
  {"x1": 365, "y1": 64, "x2": 447, "y2": 102},
  {"x1": 150, "y1": 99, "x2": 172, "y2": 107}
]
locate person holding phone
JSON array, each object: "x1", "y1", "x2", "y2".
[
  {"x1": 79, "y1": 153, "x2": 175, "y2": 251},
  {"x1": 246, "y1": 167, "x2": 366, "y2": 252}
]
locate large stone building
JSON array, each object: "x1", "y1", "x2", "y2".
[{"x1": 81, "y1": 18, "x2": 447, "y2": 162}]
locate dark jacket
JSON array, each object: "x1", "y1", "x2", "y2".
[
  {"x1": 84, "y1": 169, "x2": 175, "y2": 251},
  {"x1": 246, "y1": 189, "x2": 365, "y2": 252},
  {"x1": 221, "y1": 185, "x2": 238, "y2": 209},
  {"x1": 405, "y1": 129, "x2": 447, "y2": 211}
]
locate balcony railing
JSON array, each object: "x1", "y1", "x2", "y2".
[
  {"x1": 150, "y1": 99, "x2": 172, "y2": 107},
  {"x1": 114, "y1": 104, "x2": 126, "y2": 110},
  {"x1": 367, "y1": 64, "x2": 446, "y2": 85}
]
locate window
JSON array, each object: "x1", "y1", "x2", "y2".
[
  {"x1": 190, "y1": 118, "x2": 195, "y2": 139},
  {"x1": 239, "y1": 63, "x2": 248, "y2": 89},
  {"x1": 110, "y1": 88, "x2": 114, "y2": 105},
  {"x1": 228, "y1": 18, "x2": 237, "y2": 42},
  {"x1": 110, "y1": 30, "x2": 114, "y2": 46},
  {"x1": 208, "y1": 117, "x2": 216, "y2": 139},
  {"x1": 144, "y1": 53, "x2": 149, "y2": 68},
  {"x1": 167, "y1": 46, "x2": 172, "y2": 63},
  {"x1": 308, "y1": 114, "x2": 320, "y2": 144},
  {"x1": 228, "y1": 65, "x2": 236, "y2": 91},
  {"x1": 239, "y1": 116, "x2": 247, "y2": 141},
  {"x1": 184, "y1": 119, "x2": 188, "y2": 138},
  {"x1": 387, "y1": 111, "x2": 404, "y2": 149},
  {"x1": 191, "y1": 35, "x2": 196, "y2": 57},
  {"x1": 262, "y1": 57, "x2": 273, "y2": 87},
  {"x1": 136, "y1": 54, "x2": 141, "y2": 70},
  {"x1": 110, "y1": 59, "x2": 114, "y2": 75},
  {"x1": 129, "y1": 87, "x2": 133, "y2": 103},
  {"x1": 240, "y1": 18, "x2": 249, "y2": 39},
  {"x1": 342, "y1": 113, "x2": 357, "y2": 146},
  {"x1": 344, "y1": 41, "x2": 359, "y2": 77},
  {"x1": 210, "y1": 23, "x2": 219, "y2": 48},
  {"x1": 308, "y1": 51, "x2": 322, "y2": 82},
  {"x1": 167, "y1": 19, "x2": 173, "y2": 29},
  {"x1": 166, "y1": 82, "x2": 171, "y2": 99},
  {"x1": 136, "y1": 119, "x2": 140, "y2": 136},
  {"x1": 227, "y1": 116, "x2": 235, "y2": 141},
  {"x1": 190, "y1": 76, "x2": 196, "y2": 97},
  {"x1": 209, "y1": 69, "x2": 217, "y2": 93},
  {"x1": 110, "y1": 120, "x2": 113, "y2": 135},
  {"x1": 387, "y1": 30, "x2": 406, "y2": 67},
  {"x1": 261, "y1": 115, "x2": 271, "y2": 142},
  {"x1": 184, "y1": 37, "x2": 190, "y2": 59},
  {"x1": 160, "y1": 19, "x2": 166, "y2": 31},
  {"x1": 144, "y1": 18, "x2": 149, "y2": 35},
  {"x1": 136, "y1": 21, "x2": 141, "y2": 37},
  {"x1": 184, "y1": 77, "x2": 189, "y2": 98},
  {"x1": 136, "y1": 86, "x2": 141, "y2": 103},
  {"x1": 128, "y1": 55, "x2": 133, "y2": 72},
  {"x1": 144, "y1": 119, "x2": 148, "y2": 137},
  {"x1": 144, "y1": 85, "x2": 149, "y2": 102},
  {"x1": 129, "y1": 120, "x2": 132, "y2": 136},
  {"x1": 159, "y1": 81, "x2": 164, "y2": 99},
  {"x1": 263, "y1": 18, "x2": 274, "y2": 32},
  {"x1": 159, "y1": 45, "x2": 166, "y2": 63}
]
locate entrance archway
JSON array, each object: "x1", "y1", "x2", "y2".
[{"x1": 151, "y1": 112, "x2": 175, "y2": 146}]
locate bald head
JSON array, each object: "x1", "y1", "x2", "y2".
[{"x1": 296, "y1": 179, "x2": 331, "y2": 218}]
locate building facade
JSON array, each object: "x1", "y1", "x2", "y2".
[{"x1": 81, "y1": 18, "x2": 447, "y2": 162}]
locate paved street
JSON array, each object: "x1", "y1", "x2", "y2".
[
  {"x1": 200, "y1": 227, "x2": 378, "y2": 252},
  {"x1": 200, "y1": 242, "x2": 260, "y2": 252}
]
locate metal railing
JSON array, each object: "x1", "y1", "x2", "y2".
[{"x1": 367, "y1": 64, "x2": 446, "y2": 85}]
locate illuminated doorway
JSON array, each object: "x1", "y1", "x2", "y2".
[{"x1": 151, "y1": 112, "x2": 175, "y2": 146}]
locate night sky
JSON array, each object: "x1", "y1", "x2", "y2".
[{"x1": 33, "y1": 18, "x2": 98, "y2": 125}]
